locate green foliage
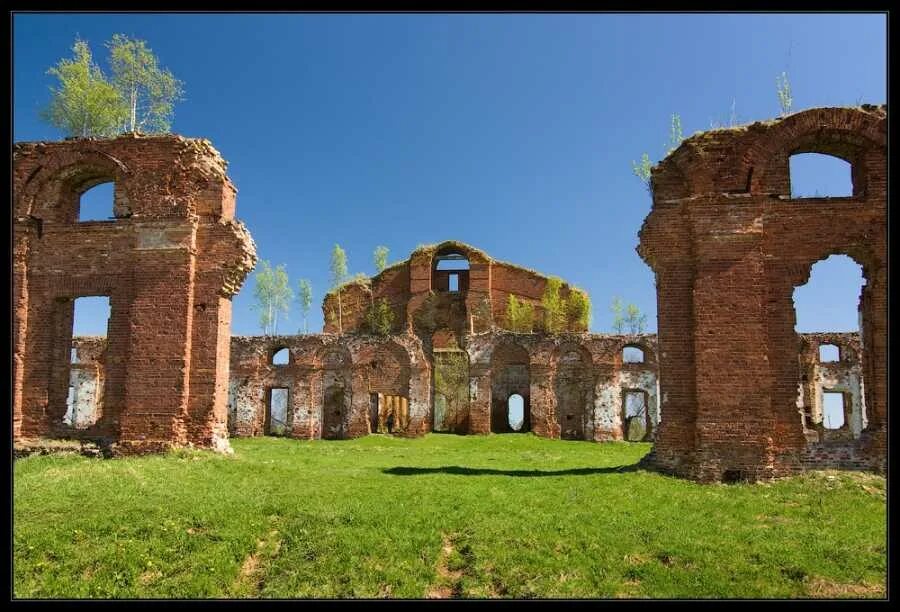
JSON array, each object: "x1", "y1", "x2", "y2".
[
  {"x1": 13, "y1": 437, "x2": 886, "y2": 598},
  {"x1": 364, "y1": 298, "x2": 395, "y2": 337},
  {"x1": 329, "y1": 244, "x2": 348, "y2": 289},
  {"x1": 632, "y1": 112, "x2": 684, "y2": 195},
  {"x1": 540, "y1": 277, "x2": 566, "y2": 334},
  {"x1": 776, "y1": 71, "x2": 793, "y2": 116},
  {"x1": 566, "y1": 288, "x2": 591, "y2": 331},
  {"x1": 625, "y1": 303, "x2": 648, "y2": 335},
  {"x1": 106, "y1": 34, "x2": 184, "y2": 133},
  {"x1": 610, "y1": 297, "x2": 625, "y2": 334},
  {"x1": 666, "y1": 113, "x2": 684, "y2": 155},
  {"x1": 631, "y1": 153, "x2": 653, "y2": 192},
  {"x1": 434, "y1": 351, "x2": 469, "y2": 413},
  {"x1": 373, "y1": 245, "x2": 389, "y2": 273},
  {"x1": 40, "y1": 38, "x2": 127, "y2": 137},
  {"x1": 505, "y1": 295, "x2": 534, "y2": 333},
  {"x1": 329, "y1": 244, "x2": 348, "y2": 334},
  {"x1": 251, "y1": 260, "x2": 293, "y2": 335},
  {"x1": 297, "y1": 279, "x2": 313, "y2": 334}
]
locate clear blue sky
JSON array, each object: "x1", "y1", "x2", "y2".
[{"x1": 13, "y1": 13, "x2": 886, "y2": 336}]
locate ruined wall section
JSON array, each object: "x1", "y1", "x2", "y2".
[
  {"x1": 797, "y1": 333, "x2": 867, "y2": 442},
  {"x1": 638, "y1": 106, "x2": 885, "y2": 481},
  {"x1": 13, "y1": 135, "x2": 256, "y2": 452},
  {"x1": 321, "y1": 241, "x2": 588, "y2": 339},
  {"x1": 229, "y1": 333, "x2": 428, "y2": 439},
  {"x1": 225, "y1": 329, "x2": 860, "y2": 449}
]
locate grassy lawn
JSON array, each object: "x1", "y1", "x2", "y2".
[{"x1": 13, "y1": 434, "x2": 886, "y2": 599}]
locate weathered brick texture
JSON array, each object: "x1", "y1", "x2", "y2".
[
  {"x1": 13, "y1": 134, "x2": 257, "y2": 453},
  {"x1": 638, "y1": 106, "x2": 885, "y2": 481}
]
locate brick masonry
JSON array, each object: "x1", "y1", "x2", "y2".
[
  {"x1": 13, "y1": 134, "x2": 257, "y2": 453},
  {"x1": 14, "y1": 107, "x2": 884, "y2": 483},
  {"x1": 637, "y1": 106, "x2": 886, "y2": 481}
]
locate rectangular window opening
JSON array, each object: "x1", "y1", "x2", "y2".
[
  {"x1": 822, "y1": 391, "x2": 846, "y2": 430},
  {"x1": 268, "y1": 388, "x2": 289, "y2": 436},
  {"x1": 449, "y1": 273, "x2": 459, "y2": 292}
]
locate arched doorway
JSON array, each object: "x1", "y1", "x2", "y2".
[{"x1": 491, "y1": 343, "x2": 530, "y2": 433}]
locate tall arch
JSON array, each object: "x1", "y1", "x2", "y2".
[
  {"x1": 490, "y1": 342, "x2": 531, "y2": 433},
  {"x1": 554, "y1": 344, "x2": 593, "y2": 440}
]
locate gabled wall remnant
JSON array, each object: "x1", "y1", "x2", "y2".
[
  {"x1": 638, "y1": 106, "x2": 885, "y2": 481},
  {"x1": 13, "y1": 134, "x2": 257, "y2": 453}
]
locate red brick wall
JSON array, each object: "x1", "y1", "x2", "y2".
[
  {"x1": 13, "y1": 135, "x2": 256, "y2": 452},
  {"x1": 638, "y1": 106, "x2": 886, "y2": 481}
]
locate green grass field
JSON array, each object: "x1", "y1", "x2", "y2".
[{"x1": 13, "y1": 434, "x2": 886, "y2": 599}]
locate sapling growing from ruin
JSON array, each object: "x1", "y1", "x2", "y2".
[
  {"x1": 297, "y1": 278, "x2": 312, "y2": 334},
  {"x1": 373, "y1": 245, "x2": 389, "y2": 274},
  {"x1": 41, "y1": 38, "x2": 127, "y2": 137},
  {"x1": 251, "y1": 260, "x2": 293, "y2": 336},
  {"x1": 107, "y1": 34, "x2": 184, "y2": 133},
  {"x1": 329, "y1": 244, "x2": 348, "y2": 333},
  {"x1": 776, "y1": 71, "x2": 793, "y2": 117}
]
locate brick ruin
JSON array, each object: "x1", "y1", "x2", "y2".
[
  {"x1": 638, "y1": 106, "x2": 886, "y2": 481},
  {"x1": 12, "y1": 106, "x2": 887, "y2": 481},
  {"x1": 224, "y1": 329, "x2": 662, "y2": 442},
  {"x1": 13, "y1": 135, "x2": 257, "y2": 453}
]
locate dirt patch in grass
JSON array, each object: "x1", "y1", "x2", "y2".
[
  {"x1": 805, "y1": 577, "x2": 885, "y2": 599},
  {"x1": 230, "y1": 529, "x2": 282, "y2": 597},
  {"x1": 426, "y1": 533, "x2": 469, "y2": 599}
]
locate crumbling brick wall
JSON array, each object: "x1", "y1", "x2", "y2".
[
  {"x1": 638, "y1": 106, "x2": 885, "y2": 481},
  {"x1": 226, "y1": 327, "x2": 860, "y2": 450},
  {"x1": 323, "y1": 241, "x2": 588, "y2": 337},
  {"x1": 13, "y1": 134, "x2": 256, "y2": 453},
  {"x1": 797, "y1": 333, "x2": 867, "y2": 443},
  {"x1": 229, "y1": 333, "x2": 429, "y2": 439}
]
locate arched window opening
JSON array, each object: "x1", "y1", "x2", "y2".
[
  {"x1": 78, "y1": 182, "x2": 115, "y2": 222},
  {"x1": 789, "y1": 153, "x2": 853, "y2": 199},
  {"x1": 433, "y1": 251, "x2": 470, "y2": 293},
  {"x1": 793, "y1": 255, "x2": 865, "y2": 333},
  {"x1": 822, "y1": 391, "x2": 846, "y2": 430},
  {"x1": 272, "y1": 348, "x2": 289, "y2": 365},
  {"x1": 818, "y1": 344, "x2": 840, "y2": 363},
  {"x1": 507, "y1": 394, "x2": 525, "y2": 431},
  {"x1": 623, "y1": 346, "x2": 645, "y2": 364}
]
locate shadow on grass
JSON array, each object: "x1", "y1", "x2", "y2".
[{"x1": 382, "y1": 463, "x2": 641, "y2": 477}]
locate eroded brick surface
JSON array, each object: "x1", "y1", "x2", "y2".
[
  {"x1": 13, "y1": 134, "x2": 257, "y2": 453},
  {"x1": 638, "y1": 106, "x2": 885, "y2": 481}
]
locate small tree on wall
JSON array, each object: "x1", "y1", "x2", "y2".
[
  {"x1": 373, "y1": 245, "x2": 389, "y2": 273},
  {"x1": 251, "y1": 260, "x2": 293, "y2": 336},
  {"x1": 106, "y1": 34, "x2": 184, "y2": 134},
  {"x1": 610, "y1": 297, "x2": 625, "y2": 334},
  {"x1": 625, "y1": 303, "x2": 648, "y2": 335},
  {"x1": 40, "y1": 38, "x2": 127, "y2": 137},
  {"x1": 365, "y1": 298, "x2": 395, "y2": 336},
  {"x1": 329, "y1": 244, "x2": 348, "y2": 334},
  {"x1": 297, "y1": 278, "x2": 312, "y2": 334}
]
